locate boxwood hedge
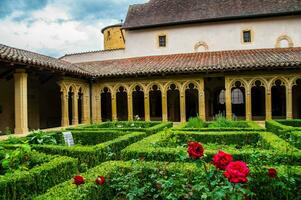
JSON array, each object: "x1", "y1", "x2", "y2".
[
  {"x1": 266, "y1": 120, "x2": 301, "y2": 149},
  {"x1": 121, "y1": 130, "x2": 301, "y2": 164},
  {"x1": 0, "y1": 151, "x2": 77, "y2": 200}
]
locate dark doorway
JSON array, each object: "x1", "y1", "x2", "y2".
[
  {"x1": 132, "y1": 85, "x2": 145, "y2": 120},
  {"x1": 116, "y1": 86, "x2": 128, "y2": 121},
  {"x1": 251, "y1": 81, "x2": 266, "y2": 120},
  {"x1": 231, "y1": 82, "x2": 246, "y2": 119},
  {"x1": 149, "y1": 85, "x2": 162, "y2": 121},
  {"x1": 68, "y1": 87, "x2": 73, "y2": 125},
  {"x1": 78, "y1": 88, "x2": 83, "y2": 124},
  {"x1": 293, "y1": 79, "x2": 301, "y2": 119},
  {"x1": 167, "y1": 84, "x2": 180, "y2": 122},
  {"x1": 185, "y1": 83, "x2": 199, "y2": 120},
  {"x1": 272, "y1": 80, "x2": 286, "y2": 118},
  {"x1": 101, "y1": 87, "x2": 112, "y2": 121}
]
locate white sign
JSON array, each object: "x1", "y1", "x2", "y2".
[{"x1": 63, "y1": 132, "x2": 74, "y2": 147}]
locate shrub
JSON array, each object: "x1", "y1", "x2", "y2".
[
  {"x1": 0, "y1": 150, "x2": 77, "y2": 200},
  {"x1": 266, "y1": 120, "x2": 301, "y2": 149},
  {"x1": 186, "y1": 117, "x2": 205, "y2": 128},
  {"x1": 34, "y1": 161, "x2": 301, "y2": 200},
  {"x1": 28, "y1": 130, "x2": 57, "y2": 145}
]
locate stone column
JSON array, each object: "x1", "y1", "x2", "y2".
[
  {"x1": 81, "y1": 93, "x2": 87, "y2": 124},
  {"x1": 266, "y1": 88, "x2": 272, "y2": 120},
  {"x1": 180, "y1": 88, "x2": 186, "y2": 123},
  {"x1": 72, "y1": 92, "x2": 79, "y2": 125},
  {"x1": 111, "y1": 92, "x2": 117, "y2": 121},
  {"x1": 91, "y1": 85, "x2": 100, "y2": 123},
  {"x1": 14, "y1": 69, "x2": 28, "y2": 134},
  {"x1": 225, "y1": 78, "x2": 232, "y2": 120},
  {"x1": 245, "y1": 86, "x2": 252, "y2": 120},
  {"x1": 60, "y1": 90, "x2": 69, "y2": 127},
  {"x1": 144, "y1": 92, "x2": 150, "y2": 121},
  {"x1": 162, "y1": 90, "x2": 168, "y2": 122},
  {"x1": 95, "y1": 94, "x2": 101, "y2": 123},
  {"x1": 128, "y1": 92, "x2": 133, "y2": 121},
  {"x1": 199, "y1": 78, "x2": 206, "y2": 121},
  {"x1": 286, "y1": 86, "x2": 293, "y2": 119}
]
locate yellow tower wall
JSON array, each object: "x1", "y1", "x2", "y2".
[{"x1": 103, "y1": 26, "x2": 125, "y2": 50}]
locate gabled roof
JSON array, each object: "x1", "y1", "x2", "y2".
[
  {"x1": 0, "y1": 44, "x2": 91, "y2": 76},
  {"x1": 123, "y1": 0, "x2": 301, "y2": 29},
  {"x1": 77, "y1": 47, "x2": 301, "y2": 78}
]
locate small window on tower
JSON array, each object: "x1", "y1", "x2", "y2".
[
  {"x1": 242, "y1": 30, "x2": 252, "y2": 43},
  {"x1": 158, "y1": 35, "x2": 167, "y2": 47}
]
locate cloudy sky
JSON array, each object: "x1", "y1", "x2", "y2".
[{"x1": 0, "y1": 0, "x2": 147, "y2": 58}]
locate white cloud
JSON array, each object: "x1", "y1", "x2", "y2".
[{"x1": 0, "y1": 3, "x2": 120, "y2": 57}]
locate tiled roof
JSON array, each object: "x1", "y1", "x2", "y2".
[
  {"x1": 77, "y1": 48, "x2": 301, "y2": 78},
  {"x1": 0, "y1": 44, "x2": 91, "y2": 76},
  {"x1": 60, "y1": 48, "x2": 125, "y2": 59},
  {"x1": 123, "y1": 0, "x2": 301, "y2": 29}
]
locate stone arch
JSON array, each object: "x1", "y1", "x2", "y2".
[
  {"x1": 113, "y1": 84, "x2": 129, "y2": 93},
  {"x1": 164, "y1": 81, "x2": 181, "y2": 92},
  {"x1": 275, "y1": 35, "x2": 294, "y2": 48},
  {"x1": 100, "y1": 85, "x2": 113, "y2": 94},
  {"x1": 147, "y1": 82, "x2": 164, "y2": 91},
  {"x1": 194, "y1": 41, "x2": 209, "y2": 52},
  {"x1": 129, "y1": 83, "x2": 146, "y2": 93},
  {"x1": 181, "y1": 80, "x2": 200, "y2": 92},
  {"x1": 229, "y1": 79, "x2": 248, "y2": 89},
  {"x1": 268, "y1": 77, "x2": 288, "y2": 89},
  {"x1": 249, "y1": 78, "x2": 268, "y2": 89}
]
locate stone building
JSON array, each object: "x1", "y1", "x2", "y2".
[{"x1": 0, "y1": 0, "x2": 301, "y2": 134}]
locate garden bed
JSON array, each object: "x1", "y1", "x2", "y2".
[
  {"x1": 67, "y1": 121, "x2": 173, "y2": 135},
  {"x1": 121, "y1": 130, "x2": 301, "y2": 164},
  {"x1": 35, "y1": 160, "x2": 301, "y2": 200},
  {"x1": 266, "y1": 120, "x2": 301, "y2": 149},
  {"x1": 174, "y1": 117, "x2": 264, "y2": 132},
  {"x1": 0, "y1": 146, "x2": 77, "y2": 200}
]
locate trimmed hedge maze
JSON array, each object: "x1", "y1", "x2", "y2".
[
  {"x1": 2, "y1": 120, "x2": 301, "y2": 199},
  {"x1": 121, "y1": 129, "x2": 301, "y2": 164}
]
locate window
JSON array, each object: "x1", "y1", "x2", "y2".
[
  {"x1": 242, "y1": 30, "x2": 252, "y2": 43},
  {"x1": 231, "y1": 88, "x2": 244, "y2": 104},
  {"x1": 158, "y1": 35, "x2": 167, "y2": 47}
]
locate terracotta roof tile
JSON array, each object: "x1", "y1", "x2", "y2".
[
  {"x1": 0, "y1": 44, "x2": 91, "y2": 76},
  {"x1": 123, "y1": 0, "x2": 301, "y2": 29},
  {"x1": 77, "y1": 48, "x2": 301, "y2": 78}
]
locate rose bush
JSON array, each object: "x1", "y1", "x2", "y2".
[
  {"x1": 213, "y1": 150, "x2": 233, "y2": 170},
  {"x1": 187, "y1": 141, "x2": 204, "y2": 159},
  {"x1": 224, "y1": 161, "x2": 250, "y2": 183}
]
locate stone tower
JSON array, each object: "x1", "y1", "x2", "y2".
[{"x1": 102, "y1": 23, "x2": 125, "y2": 50}]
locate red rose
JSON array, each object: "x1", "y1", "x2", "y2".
[
  {"x1": 73, "y1": 175, "x2": 85, "y2": 186},
  {"x1": 213, "y1": 151, "x2": 233, "y2": 170},
  {"x1": 187, "y1": 142, "x2": 204, "y2": 159},
  {"x1": 96, "y1": 176, "x2": 105, "y2": 185},
  {"x1": 224, "y1": 161, "x2": 250, "y2": 183},
  {"x1": 267, "y1": 168, "x2": 277, "y2": 178}
]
